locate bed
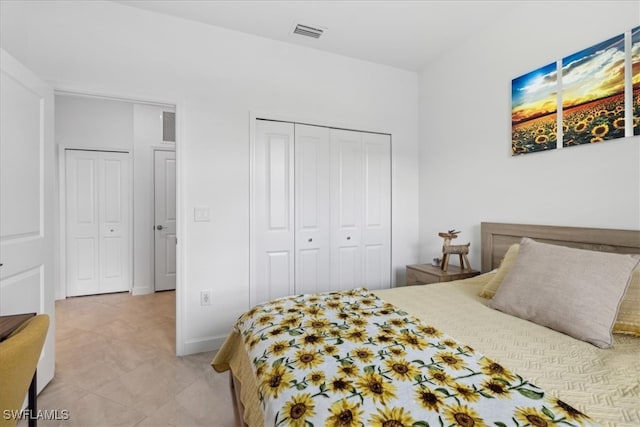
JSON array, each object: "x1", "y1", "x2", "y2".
[{"x1": 212, "y1": 222, "x2": 640, "y2": 427}]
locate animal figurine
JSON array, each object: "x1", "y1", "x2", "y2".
[{"x1": 438, "y1": 229, "x2": 471, "y2": 272}]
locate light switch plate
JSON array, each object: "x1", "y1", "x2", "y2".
[{"x1": 194, "y1": 207, "x2": 210, "y2": 222}]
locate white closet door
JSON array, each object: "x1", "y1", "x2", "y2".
[
  {"x1": 361, "y1": 133, "x2": 391, "y2": 290},
  {"x1": 252, "y1": 119, "x2": 391, "y2": 302},
  {"x1": 98, "y1": 152, "x2": 131, "y2": 293},
  {"x1": 294, "y1": 124, "x2": 330, "y2": 294},
  {"x1": 253, "y1": 120, "x2": 295, "y2": 304},
  {"x1": 66, "y1": 151, "x2": 100, "y2": 295},
  {"x1": 66, "y1": 150, "x2": 130, "y2": 296},
  {"x1": 330, "y1": 129, "x2": 363, "y2": 291}
]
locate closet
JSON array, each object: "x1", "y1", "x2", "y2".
[
  {"x1": 251, "y1": 119, "x2": 391, "y2": 305},
  {"x1": 65, "y1": 149, "x2": 131, "y2": 296}
]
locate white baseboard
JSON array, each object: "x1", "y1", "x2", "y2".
[
  {"x1": 180, "y1": 335, "x2": 227, "y2": 356},
  {"x1": 131, "y1": 286, "x2": 153, "y2": 296}
]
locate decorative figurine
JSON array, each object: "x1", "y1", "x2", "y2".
[{"x1": 438, "y1": 229, "x2": 471, "y2": 272}]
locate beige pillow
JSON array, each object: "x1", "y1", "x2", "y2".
[
  {"x1": 488, "y1": 237, "x2": 639, "y2": 348},
  {"x1": 485, "y1": 242, "x2": 640, "y2": 336},
  {"x1": 614, "y1": 268, "x2": 640, "y2": 336},
  {"x1": 479, "y1": 243, "x2": 519, "y2": 298}
]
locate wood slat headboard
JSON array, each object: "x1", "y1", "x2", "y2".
[{"x1": 480, "y1": 222, "x2": 640, "y2": 273}]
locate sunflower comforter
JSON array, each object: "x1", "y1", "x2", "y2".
[{"x1": 212, "y1": 285, "x2": 597, "y2": 427}]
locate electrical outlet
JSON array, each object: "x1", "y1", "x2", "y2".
[{"x1": 200, "y1": 290, "x2": 212, "y2": 306}]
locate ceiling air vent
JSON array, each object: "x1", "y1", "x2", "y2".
[{"x1": 293, "y1": 24, "x2": 324, "y2": 39}]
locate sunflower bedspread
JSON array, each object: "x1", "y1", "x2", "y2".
[{"x1": 214, "y1": 287, "x2": 596, "y2": 427}]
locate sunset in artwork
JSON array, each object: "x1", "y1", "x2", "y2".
[
  {"x1": 511, "y1": 62, "x2": 558, "y2": 155},
  {"x1": 562, "y1": 34, "x2": 626, "y2": 146}
]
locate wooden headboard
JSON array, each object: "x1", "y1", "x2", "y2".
[{"x1": 481, "y1": 222, "x2": 640, "y2": 273}]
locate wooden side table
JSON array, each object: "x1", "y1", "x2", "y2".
[{"x1": 406, "y1": 263, "x2": 479, "y2": 285}]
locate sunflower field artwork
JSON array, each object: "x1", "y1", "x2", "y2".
[
  {"x1": 633, "y1": 26, "x2": 640, "y2": 135},
  {"x1": 561, "y1": 34, "x2": 626, "y2": 147},
  {"x1": 511, "y1": 63, "x2": 558, "y2": 155}
]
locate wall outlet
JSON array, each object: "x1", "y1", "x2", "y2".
[
  {"x1": 200, "y1": 290, "x2": 212, "y2": 306},
  {"x1": 194, "y1": 207, "x2": 210, "y2": 222}
]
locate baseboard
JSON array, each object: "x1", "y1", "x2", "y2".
[
  {"x1": 131, "y1": 286, "x2": 153, "y2": 296},
  {"x1": 181, "y1": 334, "x2": 227, "y2": 356}
]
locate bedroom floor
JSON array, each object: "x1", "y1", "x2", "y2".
[{"x1": 18, "y1": 290, "x2": 235, "y2": 427}]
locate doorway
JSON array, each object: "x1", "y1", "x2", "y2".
[{"x1": 57, "y1": 94, "x2": 177, "y2": 298}]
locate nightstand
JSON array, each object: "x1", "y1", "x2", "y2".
[{"x1": 406, "y1": 263, "x2": 480, "y2": 285}]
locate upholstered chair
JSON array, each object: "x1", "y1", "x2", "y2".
[{"x1": 0, "y1": 314, "x2": 50, "y2": 427}]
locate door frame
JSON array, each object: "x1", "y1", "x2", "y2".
[
  {"x1": 58, "y1": 147, "x2": 134, "y2": 298},
  {"x1": 54, "y1": 89, "x2": 185, "y2": 355},
  {"x1": 152, "y1": 147, "x2": 176, "y2": 292}
]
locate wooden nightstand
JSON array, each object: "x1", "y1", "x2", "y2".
[{"x1": 406, "y1": 264, "x2": 479, "y2": 285}]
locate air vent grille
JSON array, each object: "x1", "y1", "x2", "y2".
[
  {"x1": 163, "y1": 111, "x2": 176, "y2": 143},
  {"x1": 293, "y1": 24, "x2": 324, "y2": 39}
]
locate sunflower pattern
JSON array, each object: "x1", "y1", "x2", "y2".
[{"x1": 235, "y1": 288, "x2": 598, "y2": 427}]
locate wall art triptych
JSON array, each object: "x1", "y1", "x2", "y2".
[{"x1": 512, "y1": 26, "x2": 640, "y2": 155}]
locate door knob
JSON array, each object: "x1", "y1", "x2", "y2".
[
  {"x1": 156, "y1": 225, "x2": 164, "y2": 230},
  {"x1": 308, "y1": 238, "x2": 313, "y2": 242},
  {"x1": 346, "y1": 236, "x2": 351, "y2": 240}
]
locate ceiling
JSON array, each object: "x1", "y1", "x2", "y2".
[{"x1": 115, "y1": 0, "x2": 520, "y2": 71}]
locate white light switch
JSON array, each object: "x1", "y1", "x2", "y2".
[{"x1": 194, "y1": 207, "x2": 210, "y2": 222}]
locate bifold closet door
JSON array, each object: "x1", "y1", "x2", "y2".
[
  {"x1": 66, "y1": 150, "x2": 131, "y2": 296},
  {"x1": 294, "y1": 124, "x2": 331, "y2": 294},
  {"x1": 253, "y1": 120, "x2": 391, "y2": 304},
  {"x1": 253, "y1": 120, "x2": 295, "y2": 304},
  {"x1": 330, "y1": 129, "x2": 391, "y2": 291}
]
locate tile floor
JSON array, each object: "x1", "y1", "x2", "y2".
[{"x1": 20, "y1": 291, "x2": 235, "y2": 427}]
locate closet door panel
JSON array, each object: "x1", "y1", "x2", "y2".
[
  {"x1": 297, "y1": 249, "x2": 320, "y2": 293},
  {"x1": 99, "y1": 152, "x2": 130, "y2": 293},
  {"x1": 364, "y1": 244, "x2": 385, "y2": 290},
  {"x1": 66, "y1": 151, "x2": 100, "y2": 296},
  {"x1": 335, "y1": 246, "x2": 360, "y2": 291},
  {"x1": 265, "y1": 251, "x2": 292, "y2": 301},
  {"x1": 362, "y1": 133, "x2": 391, "y2": 290},
  {"x1": 295, "y1": 124, "x2": 330, "y2": 294},
  {"x1": 330, "y1": 129, "x2": 363, "y2": 290},
  {"x1": 254, "y1": 120, "x2": 295, "y2": 304}
]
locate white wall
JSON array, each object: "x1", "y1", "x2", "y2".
[
  {"x1": 1, "y1": 0, "x2": 420, "y2": 354},
  {"x1": 132, "y1": 103, "x2": 176, "y2": 295},
  {"x1": 55, "y1": 95, "x2": 133, "y2": 151},
  {"x1": 55, "y1": 95, "x2": 174, "y2": 298},
  {"x1": 418, "y1": 1, "x2": 640, "y2": 268}
]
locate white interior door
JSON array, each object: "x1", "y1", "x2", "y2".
[
  {"x1": 66, "y1": 150, "x2": 131, "y2": 296},
  {"x1": 361, "y1": 133, "x2": 391, "y2": 290},
  {"x1": 329, "y1": 130, "x2": 391, "y2": 291},
  {"x1": 294, "y1": 124, "x2": 330, "y2": 294},
  {"x1": 0, "y1": 48, "x2": 55, "y2": 391},
  {"x1": 252, "y1": 120, "x2": 295, "y2": 305},
  {"x1": 154, "y1": 150, "x2": 176, "y2": 291},
  {"x1": 330, "y1": 129, "x2": 364, "y2": 291}
]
